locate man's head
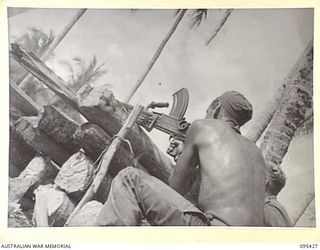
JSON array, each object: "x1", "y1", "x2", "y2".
[
  {"x1": 265, "y1": 164, "x2": 287, "y2": 196},
  {"x1": 205, "y1": 91, "x2": 253, "y2": 128}
]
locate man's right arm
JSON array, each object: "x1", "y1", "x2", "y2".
[{"x1": 168, "y1": 121, "x2": 201, "y2": 196}]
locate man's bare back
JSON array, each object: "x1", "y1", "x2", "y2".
[{"x1": 169, "y1": 119, "x2": 266, "y2": 226}]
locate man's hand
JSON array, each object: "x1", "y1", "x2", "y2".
[{"x1": 166, "y1": 137, "x2": 184, "y2": 162}]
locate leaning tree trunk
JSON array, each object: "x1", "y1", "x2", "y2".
[
  {"x1": 259, "y1": 44, "x2": 313, "y2": 167},
  {"x1": 18, "y1": 9, "x2": 87, "y2": 88},
  {"x1": 294, "y1": 195, "x2": 315, "y2": 227},
  {"x1": 246, "y1": 39, "x2": 313, "y2": 143},
  {"x1": 125, "y1": 9, "x2": 187, "y2": 102},
  {"x1": 206, "y1": 9, "x2": 233, "y2": 45}
]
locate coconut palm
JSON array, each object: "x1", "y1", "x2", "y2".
[
  {"x1": 47, "y1": 56, "x2": 107, "y2": 124},
  {"x1": 187, "y1": 9, "x2": 233, "y2": 45},
  {"x1": 259, "y1": 42, "x2": 312, "y2": 165},
  {"x1": 18, "y1": 9, "x2": 87, "y2": 88},
  {"x1": 9, "y1": 28, "x2": 55, "y2": 105},
  {"x1": 294, "y1": 108, "x2": 313, "y2": 136},
  {"x1": 125, "y1": 9, "x2": 187, "y2": 102},
  {"x1": 188, "y1": 9, "x2": 208, "y2": 28},
  {"x1": 258, "y1": 44, "x2": 313, "y2": 227},
  {"x1": 294, "y1": 193, "x2": 315, "y2": 226},
  {"x1": 125, "y1": 9, "x2": 233, "y2": 102},
  {"x1": 59, "y1": 56, "x2": 107, "y2": 92},
  {"x1": 246, "y1": 40, "x2": 313, "y2": 143},
  {"x1": 10, "y1": 9, "x2": 87, "y2": 107},
  {"x1": 10, "y1": 27, "x2": 55, "y2": 83},
  {"x1": 206, "y1": 9, "x2": 232, "y2": 45},
  {"x1": 15, "y1": 27, "x2": 55, "y2": 56}
]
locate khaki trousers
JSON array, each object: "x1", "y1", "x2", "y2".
[{"x1": 97, "y1": 167, "x2": 210, "y2": 226}]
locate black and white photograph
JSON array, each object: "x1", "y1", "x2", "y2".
[{"x1": 3, "y1": 2, "x2": 317, "y2": 241}]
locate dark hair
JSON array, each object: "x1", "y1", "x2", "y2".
[{"x1": 266, "y1": 163, "x2": 286, "y2": 195}]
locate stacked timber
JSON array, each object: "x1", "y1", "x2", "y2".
[{"x1": 8, "y1": 43, "x2": 173, "y2": 227}]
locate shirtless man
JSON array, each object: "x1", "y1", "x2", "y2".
[{"x1": 97, "y1": 91, "x2": 266, "y2": 226}]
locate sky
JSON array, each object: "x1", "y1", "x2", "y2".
[{"x1": 7, "y1": 8, "x2": 314, "y2": 225}]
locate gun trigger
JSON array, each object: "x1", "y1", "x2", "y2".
[{"x1": 146, "y1": 115, "x2": 159, "y2": 131}]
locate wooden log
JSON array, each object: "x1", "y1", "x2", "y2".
[
  {"x1": 10, "y1": 43, "x2": 173, "y2": 182},
  {"x1": 10, "y1": 43, "x2": 78, "y2": 108},
  {"x1": 74, "y1": 123, "x2": 146, "y2": 202},
  {"x1": 73, "y1": 123, "x2": 111, "y2": 160},
  {"x1": 9, "y1": 124, "x2": 36, "y2": 177},
  {"x1": 38, "y1": 105, "x2": 80, "y2": 154},
  {"x1": 54, "y1": 151, "x2": 95, "y2": 194},
  {"x1": 14, "y1": 116, "x2": 72, "y2": 165},
  {"x1": 52, "y1": 98, "x2": 87, "y2": 125},
  {"x1": 38, "y1": 105, "x2": 138, "y2": 176},
  {"x1": 33, "y1": 186, "x2": 49, "y2": 227},
  {"x1": 68, "y1": 200, "x2": 103, "y2": 227},
  {"x1": 73, "y1": 123, "x2": 139, "y2": 176},
  {"x1": 8, "y1": 202, "x2": 32, "y2": 227},
  {"x1": 18, "y1": 9, "x2": 87, "y2": 88},
  {"x1": 78, "y1": 85, "x2": 173, "y2": 182},
  {"x1": 10, "y1": 79, "x2": 40, "y2": 117},
  {"x1": 9, "y1": 156, "x2": 57, "y2": 202},
  {"x1": 64, "y1": 105, "x2": 144, "y2": 226},
  {"x1": 73, "y1": 123, "x2": 152, "y2": 203},
  {"x1": 33, "y1": 184, "x2": 75, "y2": 227},
  {"x1": 10, "y1": 105, "x2": 26, "y2": 124}
]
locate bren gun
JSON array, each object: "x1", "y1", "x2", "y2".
[{"x1": 137, "y1": 88, "x2": 190, "y2": 142}]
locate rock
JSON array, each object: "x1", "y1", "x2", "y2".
[
  {"x1": 68, "y1": 200, "x2": 103, "y2": 227},
  {"x1": 8, "y1": 202, "x2": 32, "y2": 227},
  {"x1": 54, "y1": 151, "x2": 94, "y2": 194}
]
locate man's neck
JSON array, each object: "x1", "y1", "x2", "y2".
[
  {"x1": 224, "y1": 119, "x2": 241, "y2": 134},
  {"x1": 265, "y1": 193, "x2": 277, "y2": 201}
]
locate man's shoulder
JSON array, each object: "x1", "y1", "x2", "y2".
[
  {"x1": 191, "y1": 119, "x2": 226, "y2": 130},
  {"x1": 264, "y1": 197, "x2": 293, "y2": 227},
  {"x1": 188, "y1": 119, "x2": 229, "y2": 142},
  {"x1": 191, "y1": 119, "x2": 238, "y2": 137}
]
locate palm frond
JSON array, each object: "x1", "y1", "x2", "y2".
[
  {"x1": 15, "y1": 27, "x2": 55, "y2": 56},
  {"x1": 59, "y1": 60, "x2": 76, "y2": 84},
  {"x1": 60, "y1": 56, "x2": 107, "y2": 91},
  {"x1": 189, "y1": 9, "x2": 208, "y2": 29}
]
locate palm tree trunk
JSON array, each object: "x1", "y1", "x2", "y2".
[
  {"x1": 245, "y1": 40, "x2": 313, "y2": 143},
  {"x1": 17, "y1": 9, "x2": 87, "y2": 88},
  {"x1": 8, "y1": 8, "x2": 34, "y2": 18},
  {"x1": 206, "y1": 9, "x2": 232, "y2": 45},
  {"x1": 293, "y1": 194, "x2": 315, "y2": 226},
  {"x1": 259, "y1": 44, "x2": 313, "y2": 166},
  {"x1": 124, "y1": 9, "x2": 187, "y2": 102}
]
